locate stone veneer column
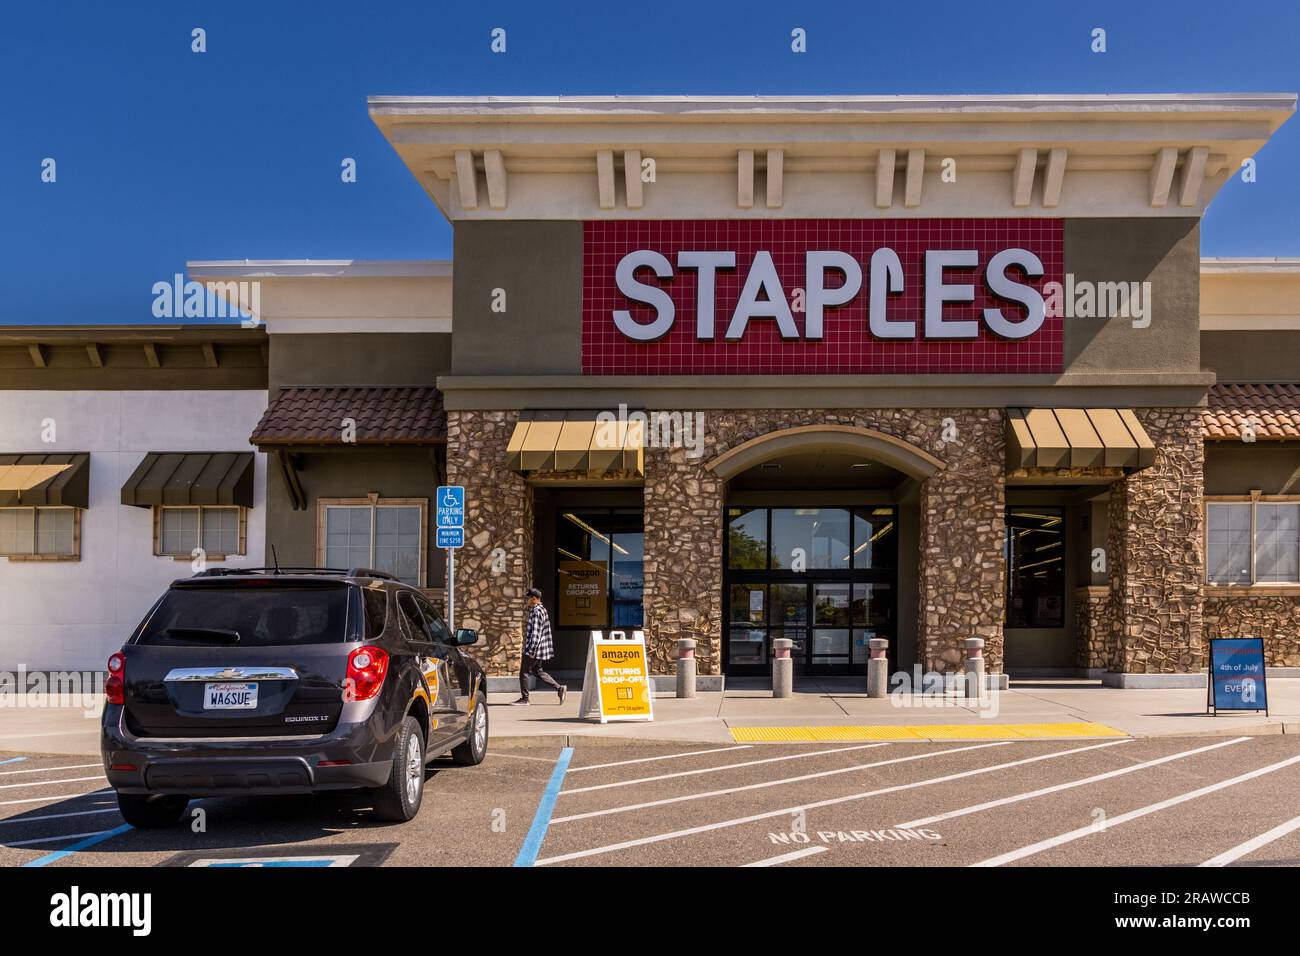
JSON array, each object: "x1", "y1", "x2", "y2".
[
  {"x1": 642, "y1": 440, "x2": 724, "y2": 676},
  {"x1": 445, "y1": 410, "x2": 534, "y2": 674},
  {"x1": 1106, "y1": 409, "x2": 1204, "y2": 674},
  {"x1": 917, "y1": 410, "x2": 1006, "y2": 674}
]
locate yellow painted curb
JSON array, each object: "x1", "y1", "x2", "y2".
[{"x1": 728, "y1": 722, "x2": 1127, "y2": 743}]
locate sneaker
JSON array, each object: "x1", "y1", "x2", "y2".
[
  {"x1": 557, "y1": 685, "x2": 567, "y2": 705},
  {"x1": 510, "y1": 698, "x2": 530, "y2": 706}
]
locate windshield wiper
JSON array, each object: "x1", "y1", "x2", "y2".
[{"x1": 165, "y1": 627, "x2": 241, "y2": 643}]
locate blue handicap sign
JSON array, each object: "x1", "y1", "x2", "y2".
[
  {"x1": 436, "y1": 485, "x2": 465, "y2": 528},
  {"x1": 436, "y1": 526, "x2": 464, "y2": 549},
  {"x1": 1208, "y1": 637, "x2": 1268, "y2": 713}
]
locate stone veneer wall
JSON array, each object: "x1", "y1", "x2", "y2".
[
  {"x1": 1073, "y1": 586, "x2": 1112, "y2": 670},
  {"x1": 645, "y1": 408, "x2": 1006, "y2": 676},
  {"x1": 445, "y1": 410, "x2": 535, "y2": 672},
  {"x1": 1106, "y1": 409, "x2": 1205, "y2": 674},
  {"x1": 1203, "y1": 594, "x2": 1300, "y2": 667}
]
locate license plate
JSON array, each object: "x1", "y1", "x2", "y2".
[{"x1": 204, "y1": 682, "x2": 258, "y2": 710}]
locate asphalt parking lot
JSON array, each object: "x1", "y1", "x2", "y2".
[{"x1": 2, "y1": 730, "x2": 1299, "y2": 868}]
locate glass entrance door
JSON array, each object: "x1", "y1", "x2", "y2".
[{"x1": 724, "y1": 506, "x2": 898, "y2": 676}]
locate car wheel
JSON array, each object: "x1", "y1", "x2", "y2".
[
  {"x1": 370, "y1": 716, "x2": 425, "y2": 822},
  {"x1": 116, "y1": 792, "x2": 190, "y2": 829},
  {"x1": 451, "y1": 688, "x2": 489, "y2": 766}
]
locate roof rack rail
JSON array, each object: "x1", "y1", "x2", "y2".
[
  {"x1": 190, "y1": 567, "x2": 351, "y2": 577},
  {"x1": 348, "y1": 568, "x2": 398, "y2": 581}
]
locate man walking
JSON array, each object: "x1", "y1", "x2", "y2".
[{"x1": 513, "y1": 587, "x2": 567, "y2": 706}]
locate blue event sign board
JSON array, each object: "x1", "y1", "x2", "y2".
[
  {"x1": 436, "y1": 486, "x2": 464, "y2": 529},
  {"x1": 436, "y1": 527, "x2": 464, "y2": 549},
  {"x1": 1207, "y1": 638, "x2": 1268, "y2": 714}
]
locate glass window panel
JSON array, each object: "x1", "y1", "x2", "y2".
[
  {"x1": 325, "y1": 505, "x2": 372, "y2": 572},
  {"x1": 851, "y1": 628, "x2": 885, "y2": 664},
  {"x1": 727, "y1": 507, "x2": 768, "y2": 569},
  {"x1": 374, "y1": 506, "x2": 421, "y2": 585},
  {"x1": 771, "y1": 508, "x2": 850, "y2": 570},
  {"x1": 160, "y1": 508, "x2": 199, "y2": 555},
  {"x1": 1005, "y1": 508, "x2": 1065, "y2": 628},
  {"x1": 611, "y1": 531, "x2": 644, "y2": 627},
  {"x1": 728, "y1": 628, "x2": 767, "y2": 666},
  {"x1": 730, "y1": 584, "x2": 766, "y2": 625},
  {"x1": 1255, "y1": 503, "x2": 1300, "y2": 583},
  {"x1": 1207, "y1": 503, "x2": 1252, "y2": 585},
  {"x1": 35, "y1": 508, "x2": 74, "y2": 556},
  {"x1": 853, "y1": 507, "x2": 897, "y2": 569},
  {"x1": 852, "y1": 582, "x2": 895, "y2": 628},
  {"x1": 200, "y1": 508, "x2": 238, "y2": 555},
  {"x1": 813, "y1": 582, "x2": 851, "y2": 626},
  {"x1": 811, "y1": 629, "x2": 850, "y2": 657},
  {"x1": 0, "y1": 509, "x2": 34, "y2": 555}
]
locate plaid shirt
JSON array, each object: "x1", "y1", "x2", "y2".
[{"x1": 523, "y1": 602, "x2": 554, "y2": 660}]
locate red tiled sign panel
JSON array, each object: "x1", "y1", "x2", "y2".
[{"x1": 582, "y1": 219, "x2": 1064, "y2": 374}]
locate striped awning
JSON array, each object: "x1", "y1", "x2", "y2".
[
  {"x1": 121, "y1": 452, "x2": 255, "y2": 507},
  {"x1": 506, "y1": 413, "x2": 644, "y2": 475},
  {"x1": 0, "y1": 454, "x2": 90, "y2": 507},
  {"x1": 1006, "y1": 408, "x2": 1155, "y2": 471}
]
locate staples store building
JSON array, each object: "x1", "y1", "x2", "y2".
[
  {"x1": 6, "y1": 93, "x2": 1300, "y2": 686},
  {"x1": 362, "y1": 93, "x2": 1298, "y2": 687}
]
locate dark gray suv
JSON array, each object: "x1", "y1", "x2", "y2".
[{"x1": 101, "y1": 567, "x2": 488, "y2": 827}]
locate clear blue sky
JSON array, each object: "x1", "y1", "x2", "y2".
[{"x1": 3, "y1": 0, "x2": 1298, "y2": 325}]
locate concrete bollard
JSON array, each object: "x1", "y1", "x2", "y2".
[
  {"x1": 867, "y1": 638, "x2": 890, "y2": 698},
  {"x1": 963, "y1": 638, "x2": 986, "y2": 698},
  {"x1": 676, "y1": 638, "x2": 697, "y2": 699},
  {"x1": 772, "y1": 638, "x2": 793, "y2": 698}
]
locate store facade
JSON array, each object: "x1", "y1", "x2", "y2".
[{"x1": 3, "y1": 94, "x2": 1300, "y2": 685}]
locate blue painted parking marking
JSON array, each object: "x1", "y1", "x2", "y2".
[
  {"x1": 22, "y1": 823, "x2": 133, "y2": 867},
  {"x1": 0, "y1": 757, "x2": 27, "y2": 766},
  {"x1": 514, "y1": 747, "x2": 573, "y2": 868}
]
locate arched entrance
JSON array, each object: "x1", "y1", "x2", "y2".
[{"x1": 707, "y1": 426, "x2": 941, "y2": 677}]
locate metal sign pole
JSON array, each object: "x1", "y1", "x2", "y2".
[{"x1": 448, "y1": 547, "x2": 455, "y2": 634}]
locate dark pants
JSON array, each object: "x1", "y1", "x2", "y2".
[{"x1": 520, "y1": 655, "x2": 563, "y2": 701}]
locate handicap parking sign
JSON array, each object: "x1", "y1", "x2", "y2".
[{"x1": 436, "y1": 485, "x2": 464, "y2": 528}]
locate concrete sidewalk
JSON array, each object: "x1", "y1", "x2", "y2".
[{"x1": 2, "y1": 678, "x2": 1297, "y2": 755}]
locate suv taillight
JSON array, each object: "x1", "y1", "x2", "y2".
[
  {"x1": 105, "y1": 652, "x2": 125, "y2": 705},
  {"x1": 346, "y1": 645, "x2": 389, "y2": 701}
]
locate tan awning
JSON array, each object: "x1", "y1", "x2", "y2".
[
  {"x1": 1006, "y1": 408, "x2": 1155, "y2": 472},
  {"x1": 0, "y1": 454, "x2": 90, "y2": 507},
  {"x1": 506, "y1": 413, "x2": 644, "y2": 475},
  {"x1": 121, "y1": 452, "x2": 255, "y2": 507}
]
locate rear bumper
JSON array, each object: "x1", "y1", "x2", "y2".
[{"x1": 101, "y1": 705, "x2": 393, "y2": 796}]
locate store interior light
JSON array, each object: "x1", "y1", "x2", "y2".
[{"x1": 562, "y1": 513, "x2": 628, "y2": 555}]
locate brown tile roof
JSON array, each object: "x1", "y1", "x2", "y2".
[
  {"x1": 1203, "y1": 384, "x2": 1300, "y2": 440},
  {"x1": 250, "y1": 386, "x2": 446, "y2": 445}
]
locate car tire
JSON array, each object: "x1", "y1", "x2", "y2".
[
  {"x1": 116, "y1": 792, "x2": 190, "y2": 829},
  {"x1": 451, "y1": 688, "x2": 489, "y2": 766},
  {"x1": 370, "y1": 716, "x2": 425, "y2": 822}
]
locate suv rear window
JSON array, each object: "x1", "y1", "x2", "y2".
[
  {"x1": 136, "y1": 584, "x2": 351, "y2": 647},
  {"x1": 362, "y1": 586, "x2": 388, "y2": 640}
]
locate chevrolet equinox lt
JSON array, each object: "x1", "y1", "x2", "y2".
[{"x1": 102, "y1": 567, "x2": 488, "y2": 827}]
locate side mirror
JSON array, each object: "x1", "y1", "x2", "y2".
[{"x1": 455, "y1": 628, "x2": 479, "y2": 646}]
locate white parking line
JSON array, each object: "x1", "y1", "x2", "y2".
[
  {"x1": 562, "y1": 743, "x2": 890, "y2": 795},
  {"x1": 553, "y1": 742, "x2": 991, "y2": 824},
  {"x1": 568, "y1": 746, "x2": 753, "y2": 773},
  {"x1": 10, "y1": 828, "x2": 119, "y2": 848},
  {"x1": 0, "y1": 763, "x2": 101, "y2": 777},
  {"x1": 899, "y1": 737, "x2": 1244, "y2": 829},
  {"x1": 0, "y1": 807, "x2": 120, "y2": 826},
  {"x1": 0, "y1": 788, "x2": 113, "y2": 808},
  {"x1": 1200, "y1": 813, "x2": 1300, "y2": 867},
  {"x1": 742, "y1": 846, "x2": 828, "y2": 867},
  {"x1": 0, "y1": 775, "x2": 104, "y2": 791},
  {"x1": 973, "y1": 752, "x2": 1300, "y2": 867},
  {"x1": 535, "y1": 739, "x2": 1124, "y2": 865}
]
